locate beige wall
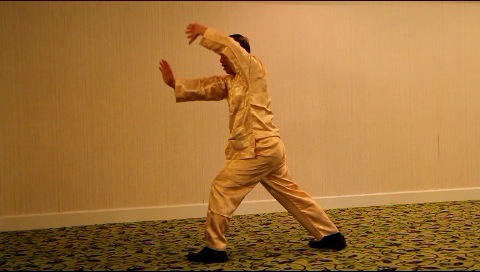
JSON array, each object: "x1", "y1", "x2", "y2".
[{"x1": 1, "y1": 1, "x2": 479, "y2": 218}]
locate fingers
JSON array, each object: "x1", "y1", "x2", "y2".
[
  {"x1": 159, "y1": 59, "x2": 170, "y2": 71},
  {"x1": 159, "y1": 59, "x2": 173, "y2": 76},
  {"x1": 158, "y1": 59, "x2": 175, "y2": 88},
  {"x1": 185, "y1": 23, "x2": 198, "y2": 44},
  {"x1": 185, "y1": 24, "x2": 193, "y2": 37},
  {"x1": 185, "y1": 23, "x2": 193, "y2": 33},
  {"x1": 186, "y1": 32, "x2": 197, "y2": 44},
  {"x1": 186, "y1": 23, "x2": 195, "y2": 34}
]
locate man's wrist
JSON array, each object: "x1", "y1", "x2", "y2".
[{"x1": 200, "y1": 26, "x2": 207, "y2": 35}]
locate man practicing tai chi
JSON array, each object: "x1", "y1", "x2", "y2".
[{"x1": 158, "y1": 23, "x2": 346, "y2": 263}]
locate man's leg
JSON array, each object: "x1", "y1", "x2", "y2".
[
  {"x1": 259, "y1": 140, "x2": 346, "y2": 250},
  {"x1": 261, "y1": 165, "x2": 340, "y2": 240},
  {"x1": 187, "y1": 154, "x2": 279, "y2": 262}
]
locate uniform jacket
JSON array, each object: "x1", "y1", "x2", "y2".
[{"x1": 174, "y1": 28, "x2": 280, "y2": 160}]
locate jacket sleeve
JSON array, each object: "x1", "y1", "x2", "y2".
[
  {"x1": 199, "y1": 28, "x2": 251, "y2": 82},
  {"x1": 174, "y1": 75, "x2": 229, "y2": 102}
]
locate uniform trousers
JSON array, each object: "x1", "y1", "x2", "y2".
[{"x1": 205, "y1": 136, "x2": 339, "y2": 250}]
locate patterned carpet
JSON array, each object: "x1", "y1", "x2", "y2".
[{"x1": 1, "y1": 200, "x2": 479, "y2": 271}]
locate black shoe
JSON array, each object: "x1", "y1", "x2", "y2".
[
  {"x1": 186, "y1": 246, "x2": 228, "y2": 263},
  {"x1": 309, "y1": 232, "x2": 347, "y2": 251}
]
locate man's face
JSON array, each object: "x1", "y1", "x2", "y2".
[{"x1": 220, "y1": 54, "x2": 235, "y2": 75}]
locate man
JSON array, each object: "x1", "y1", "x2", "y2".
[{"x1": 158, "y1": 23, "x2": 346, "y2": 263}]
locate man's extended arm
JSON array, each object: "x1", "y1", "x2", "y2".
[
  {"x1": 174, "y1": 76, "x2": 229, "y2": 102},
  {"x1": 158, "y1": 58, "x2": 229, "y2": 102},
  {"x1": 197, "y1": 29, "x2": 251, "y2": 81},
  {"x1": 158, "y1": 23, "x2": 232, "y2": 102}
]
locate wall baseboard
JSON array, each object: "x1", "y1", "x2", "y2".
[{"x1": 1, "y1": 187, "x2": 479, "y2": 232}]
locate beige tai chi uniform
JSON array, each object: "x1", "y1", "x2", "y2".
[{"x1": 174, "y1": 28, "x2": 339, "y2": 250}]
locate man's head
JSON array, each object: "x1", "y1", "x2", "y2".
[
  {"x1": 220, "y1": 34, "x2": 251, "y2": 75},
  {"x1": 229, "y1": 34, "x2": 250, "y2": 53}
]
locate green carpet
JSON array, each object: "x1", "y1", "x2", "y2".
[{"x1": 1, "y1": 200, "x2": 479, "y2": 271}]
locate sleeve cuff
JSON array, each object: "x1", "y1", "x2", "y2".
[{"x1": 174, "y1": 79, "x2": 186, "y2": 103}]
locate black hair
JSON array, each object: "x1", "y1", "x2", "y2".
[{"x1": 229, "y1": 34, "x2": 250, "y2": 53}]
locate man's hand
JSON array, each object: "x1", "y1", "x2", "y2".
[
  {"x1": 186, "y1": 23, "x2": 207, "y2": 44},
  {"x1": 159, "y1": 59, "x2": 175, "y2": 89}
]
